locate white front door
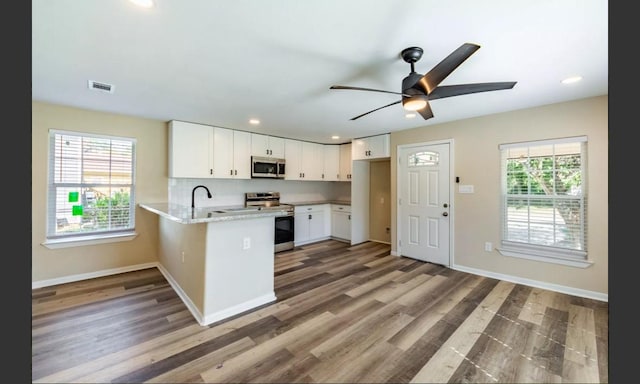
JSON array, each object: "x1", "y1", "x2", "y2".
[{"x1": 398, "y1": 142, "x2": 451, "y2": 266}]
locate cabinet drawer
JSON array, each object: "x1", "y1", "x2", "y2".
[
  {"x1": 331, "y1": 204, "x2": 351, "y2": 213},
  {"x1": 294, "y1": 204, "x2": 326, "y2": 213}
]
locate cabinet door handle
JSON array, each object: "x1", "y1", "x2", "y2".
[
  {"x1": 210, "y1": 169, "x2": 213, "y2": 175},
  {"x1": 348, "y1": 215, "x2": 351, "y2": 220},
  {"x1": 235, "y1": 169, "x2": 237, "y2": 175},
  {"x1": 308, "y1": 214, "x2": 312, "y2": 220},
  {"x1": 230, "y1": 169, "x2": 233, "y2": 175}
]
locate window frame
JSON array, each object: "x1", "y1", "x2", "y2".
[
  {"x1": 497, "y1": 135, "x2": 592, "y2": 268},
  {"x1": 43, "y1": 129, "x2": 138, "y2": 249}
]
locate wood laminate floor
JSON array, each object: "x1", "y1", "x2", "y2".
[{"x1": 32, "y1": 240, "x2": 608, "y2": 383}]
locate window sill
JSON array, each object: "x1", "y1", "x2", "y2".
[
  {"x1": 42, "y1": 231, "x2": 138, "y2": 249},
  {"x1": 497, "y1": 246, "x2": 593, "y2": 268}
]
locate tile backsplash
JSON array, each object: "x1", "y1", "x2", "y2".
[{"x1": 169, "y1": 178, "x2": 351, "y2": 208}]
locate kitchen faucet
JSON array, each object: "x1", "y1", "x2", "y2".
[{"x1": 191, "y1": 185, "x2": 212, "y2": 209}]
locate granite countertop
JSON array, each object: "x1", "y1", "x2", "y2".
[
  {"x1": 139, "y1": 203, "x2": 289, "y2": 224},
  {"x1": 282, "y1": 200, "x2": 351, "y2": 206}
]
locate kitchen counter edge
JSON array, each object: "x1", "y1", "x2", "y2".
[{"x1": 139, "y1": 203, "x2": 288, "y2": 224}]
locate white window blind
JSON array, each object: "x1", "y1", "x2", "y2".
[
  {"x1": 499, "y1": 136, "x2": 588, "y2": 263},
  {"x1": 47, "y1": 130, "x2": 136, "y2": 239}
]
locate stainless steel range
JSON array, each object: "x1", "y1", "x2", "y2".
[{"x1": 245, "y1": 192, "x2": 294, "y2": 253}]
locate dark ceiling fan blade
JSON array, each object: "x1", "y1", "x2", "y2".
[
  {"x1": 417, "y1": 43, "x2": 481, "y2": 94},
  {"x1": 428, "y1": 82, "x2": 517, "y2": 100},
  {"x1": 350, "y1": 100, "x2": 401, "y2": 120},
  {"x1": 330, "y1": 85, "x2": 409, "y2": 97},
  {"x1": 416, "y1": 101, "x2": 434, "y2": 120}
]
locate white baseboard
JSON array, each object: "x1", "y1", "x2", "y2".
[
  {"x1": 32, "y1": 262, "x2": 158, "y2": 289},
  {"x1": 156, "y1": 264, "x2": 276, "y2": 326},
  {"x1": 155, "y1": 263, "x2": 205, "y2": 326},
  {"x1": 452, "y1": 263, "x2": 608, "y2": 302},
  {"x1": 202, "y1": 293, "x2": 277, "y2": 326},
  {"x1": 295, "y1": 236, "x2": 331, "y2": 247}
]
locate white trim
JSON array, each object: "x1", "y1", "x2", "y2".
[
  {"x1": 157, "y1": 264, "x2": 276, "y2": 326},
  {"x1": 451, "y1": 263, "x2": 607, "y2": 302},
  {"x1": 498, "y1": 135, "x2": 587, "y2": 149},
  {"x1": 49, "y1": 128, "x2": 137, "y2": 142},
  {"x1": 396, "y1": 139, "x2": 454, "y2": 267},
  {"x1": 155, "y1": 263, "x2": 205, "y2": 326},
  {"x1": 368, "y1": 239, "x2": 391, "y2": 245},
  {"x1": 202, "y1": 293, "x2": 277, "y2": 326},
  {"x1": 294, "y1": 235, "x2": 331, "y2": 247},
  {"x1": 42, "y1": 231, "x2": 138, "y2": 249},
  {"x1": 497, "y1": 246, "x2": 593, "y2": 268},
  {"x1": 32, "y1": 262, "x2": 157, "y2": 289}
]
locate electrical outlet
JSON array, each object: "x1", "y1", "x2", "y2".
[
  {"x1": 243, "y1": 237, "x2": 251, "y2": 250},
  {"x1": 484, "y1": 242, "x2": 492, "y2": 252}
]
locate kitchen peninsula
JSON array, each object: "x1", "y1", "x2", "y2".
[{"x1": 139, "y1": 203, "x2": 289, "y2": 326}]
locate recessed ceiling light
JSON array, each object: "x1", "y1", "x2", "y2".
[
  {"x1": 331, "y1": 135, "x2": 340, "y2": 140},
  {"x1": 405, "y1": 113, "x2": 416, "y2": 119},
  {"x1": 561, "y1": 76, "x2": 583, "y2": 84},
  {"x1": 129, "y1": 0, "x2": 154, "y2": 7},
  {"x1": 249, "y1": 119, "x2": 260, "y2": 125}
]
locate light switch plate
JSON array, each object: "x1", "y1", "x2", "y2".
[{"x1": 459, "y1": 185, "x2": 474, "y2": 193}]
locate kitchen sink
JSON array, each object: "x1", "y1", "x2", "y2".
[{"x1": 208, "y1": 207, "x2": 261, "y2": 215}]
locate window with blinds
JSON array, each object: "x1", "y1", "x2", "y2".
[
  {"x1": 498, "y1": 136, "x2": 588, "y2": 265},
  {"x1": 47, "y1": 130, "x2": 136, "y2": 240}
]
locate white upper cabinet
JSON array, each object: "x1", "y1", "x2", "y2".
[
  {"x1": 169, "y1": 120, "x2": 213, "y2": 178},
  {"x1": 322, "y1": 145, "x2": 340, "y2": 181},
  {"x1": 284, "y1": 139, "x2": 303, "y2": 180},
  {"x1": 302, "y1": 142, "x2": 324, "y2": 180},
  {"x1": 339, "y1": 143, "x2": 352, "y2": 181},
  {"x1": 250, "y1": 133, "x2": 285, "y2": 158},
  {"x1": 284, "y1": 139, "x2": 324, "y2": 180},
  {"x1": 212, "y1": 127, "x2": 251, "y2": 179},
  {"x1": 352, "y1": 134, "x2": 390, "y2": 160},
  {"x1": 170, "y1": 121, "x2": 346, "y2": 182}
]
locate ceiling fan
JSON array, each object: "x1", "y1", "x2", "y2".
[{"x1": 330, "y1": 43, "x2": 517, "y2": 121}]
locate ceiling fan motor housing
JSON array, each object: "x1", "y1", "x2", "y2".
[{"x1": 402, "y1": 72, "x2": 424, "y2": 94}]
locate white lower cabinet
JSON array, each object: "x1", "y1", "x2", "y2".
[
  {"x1": 294, "y1": 204, "x2": 330, "y2": 245},
  {"x1": 331, "y1": 204, "x2": 351, "y2": 241}
]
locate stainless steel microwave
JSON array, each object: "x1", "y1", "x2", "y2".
[{"x1": 251, "y1": 156, "x2": 285, "y2": 179}]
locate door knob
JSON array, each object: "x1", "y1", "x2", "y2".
[
  {"x1": 442, "y1": 212, "x2": 448, "y2": 217},
  {"x1": 443, "y1": 203, "x2": 448, "y2": 208}
]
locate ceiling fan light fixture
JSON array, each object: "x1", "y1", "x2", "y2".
[
  {"x1": 129, "y1": 0, "x2": 154, "y2": 7},
  {"x1": 402, "y1": 96, "x2": 427, "y2": 111}
]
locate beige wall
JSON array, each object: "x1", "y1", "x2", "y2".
[
  {"x1": 32, "y1": 101, "x2": 168, "y2": 283},
  {"x1": 390, "y1": 96, "x2": 608, "y2": 295},
  {"x1": 369, "y1": 160, "x2": 391, "y2": 243}
]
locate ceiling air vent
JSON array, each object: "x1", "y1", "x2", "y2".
[{"x1": 88, "y1": 80, "x2": 115, "y2": 93}]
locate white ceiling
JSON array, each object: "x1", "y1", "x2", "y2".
[{"x1": 32, "y1": 0, "x2": 608, "y2": 144}]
